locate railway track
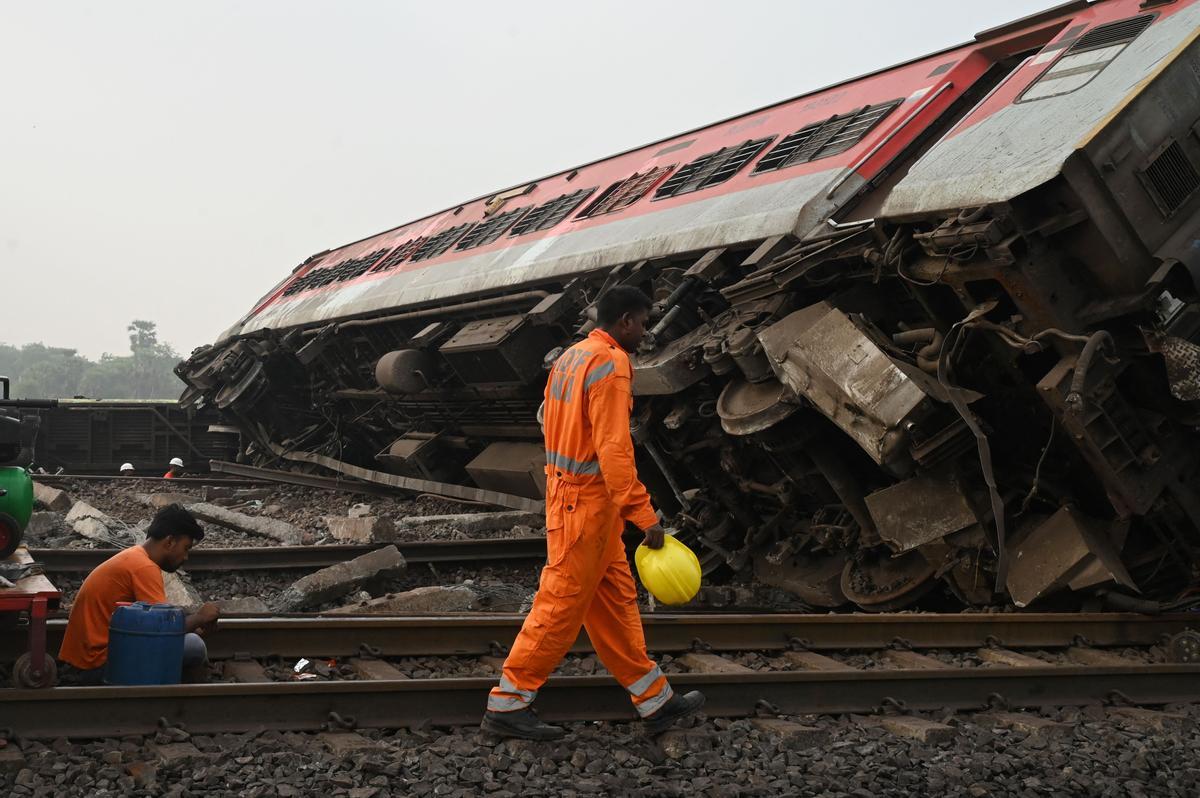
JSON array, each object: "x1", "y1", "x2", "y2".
[
  {"x1": 29, "y1": 536, "x2": 558, "y2": 573},
  {"x1": 4, "y1": 612, "x2": 1200, "y2": 738}
]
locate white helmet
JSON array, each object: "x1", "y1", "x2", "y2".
[
  {"x1": 169, "y1": 457, "x2": 185, "y2": 468},
  {"x1": 120, "y1": 463, "x2": 134, "y2": 472}
]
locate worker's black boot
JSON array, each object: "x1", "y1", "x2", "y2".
[
  {"x1": 643, "y1": 690, "x2": 706, "y2": 735},
  {"x1": 480, "y1": 708, "x2": 566, "y2": 741}
]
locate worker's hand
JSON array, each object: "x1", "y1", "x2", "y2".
[
  {"x1": 193, "y1": 602, "x2": 221, "y2": 634},
  {"x1": 642, "y1": 523, "x2": 666, "y2": 550}
]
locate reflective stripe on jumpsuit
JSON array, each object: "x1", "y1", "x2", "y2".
[{"x1": 487, "y1": 328, "x2": 671, "y2": 717}]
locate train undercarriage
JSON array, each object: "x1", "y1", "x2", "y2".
[{"x1": 178, "y1": 186, "x2": 1200, "y2": 612}]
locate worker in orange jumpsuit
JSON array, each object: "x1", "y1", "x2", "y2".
[
  {"x1": 164, "y1": 457, "x2": 185, "y2": 479},
  {"x1": 482, "y1": 286, "x2": 705, "y2": 740}
]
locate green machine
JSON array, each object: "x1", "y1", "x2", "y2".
[
  {"x1": 0, "y1": 377, "x2": 49, "y2": 558},
  {"x1": 0, "y1": 467, "x2": 32, "y2": 558}
]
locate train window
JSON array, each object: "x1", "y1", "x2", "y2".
[
  {"x1": 410, "y1": 223, "x2": 475, "y2": 261},
  {"x1": 654, "y1": 138, "x2": 774, "y2": 199},
  {"x1": 455, "y1": 207, "x2": 530, "y2": 251},
  {"x1": 283, "y1": 248, "x2": 388, "y2": 295},
  {"x1": 576, "y1": 166, "x2": 675, "y2": 219},
  {"x1": 753, "y1": 100, "x2": 903, "y2": 174},
  {"x1": 1017, "y1": 14, "x2": 1155, "y2": 102},
  {"x1": 509, "y1": 189, "x2": 596, "y2": 236},
  {"x1": 369, "y1": 237, "x2": 426, "y2": 273}
]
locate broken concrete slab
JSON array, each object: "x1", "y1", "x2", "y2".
[
  {"x1": 162, "y1": 571, "x2": 202, "y2": 612},
  {"x1": 396, "y1": 511, "x2": 544, "y2": 535},
  {"x1": 328, "y1": 584, "x2": 477, "y2": 615},
  {"x1": 140, "y1": 493, "x2": 195, "y2": 511},
  {"x1": 214, "y1": 597, "x2": 270, "y2": 614},
  {"x1": 186, "y1": 502, "x2": 304, "y2": 545},
  {"x1": 271, "y1": 545, "x2": 406, "y2": 612},
  {"x1": 348, "y1": 503, "x2": 372, "y2": 518},
  {"x1": 324, "y1": 516, "x2": 396, "y2": 544},
  {"x1": 65, "y1": 501, "x2": 133, "y2": 545},
  {"x1": 33, "y1": 481, "x2": 72, "y2": 512}
]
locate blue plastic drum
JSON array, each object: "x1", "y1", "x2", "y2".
[{"x1": 106, "y1": 601, "x2": 186, "y2": 685}]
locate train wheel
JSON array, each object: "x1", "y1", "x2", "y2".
[
  {"x1": 12, "y1": 652, "x2": 57, "y2": 689},
  {"x1": 0, "y1": 513, "x2": 20, "y2": 559},
  {"x1": 1169, "y1": 631, "x2": 1200, "y2": 663},
  {"x1": 841, "y1": 549, "x2": 937, "y2": 612}
]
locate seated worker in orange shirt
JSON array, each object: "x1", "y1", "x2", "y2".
[
  {"x1": 163, "y1": 457, "x2": 185, "y2": 479},
  {"x1": 59, "y1": 504, "x2": 220, "y2": 684}
]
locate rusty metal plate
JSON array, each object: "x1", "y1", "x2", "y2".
[
  {"x1": 865, "y1": 472, "x2": 979, "y2": 552},
  {"x1": 758, "y1": 302, "x2": 928, "y2": 465},
  {"x1": 1006, "y1": 506, "x2": 1136, "y2": 608}
]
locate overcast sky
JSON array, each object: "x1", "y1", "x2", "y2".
[{"x1": 2, "y1": 1, "x2": 1051, "y2": 359}]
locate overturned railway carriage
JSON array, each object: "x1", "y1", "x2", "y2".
[{"x1": 181, "y1": 0, "x2": 1200, "y2": 610}]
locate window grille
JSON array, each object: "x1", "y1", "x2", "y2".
[
  {"x1": 577, "y1": 166, "x2": 675, "y2": 218},
  {"x1": 754, "y1": 100, "x2": 903, "y2": 174},
  {"x1": 456, "y1": 208, "x2": 529, "y2": 251},
  {"x1": 370, "y1": 238, "x2": 426, "y2": 273},
  {"x1": 509, "y1": 189, "x2": 596, "y2": 236},
  {"x1": 410, "y1": 223, "x2": 475, "y2": 261},
  {"x1": 654, "y1": 138, "x2": 774, "y2": 199}
]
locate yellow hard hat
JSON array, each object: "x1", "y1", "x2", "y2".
[{"x1": 635, "y1": 534, "x2": 702, "y2": 605}]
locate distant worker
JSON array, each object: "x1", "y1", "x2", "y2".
[
  {"x1": 119, "y1": 462, "x2": 135, "y2": 476},
  {"x1": 164, "y1": 457, "x2": 184, "y2": 479},
  {"x1": 481, "y1": 286, "x2": 705, "y2": 740},
  {"x1": 58, "y1": 504, "x2": 220, "y2": 684}
]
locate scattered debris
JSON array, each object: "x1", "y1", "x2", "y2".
[
  {"x1": 270, "y1": 546, "x2": 407, "y2": 612},
  {"x1": 185, "y1": 502, "x2": 305, "y2": 546}
]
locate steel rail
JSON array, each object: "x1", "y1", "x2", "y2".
[
  {"x1": 30, "y1": 537, "x2": 554, "y2": 573},
  {"x1": 4, "y1": 612, "x2": 1195, "y2": 662},
  {"x1": 6, "y1": 664, "x2": 1200, "y2": 738},
  {"x1": 33, "y1": 474, "x2": 273, "y2": 487}
]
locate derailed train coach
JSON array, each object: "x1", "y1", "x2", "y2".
[{"x1": 180, "y1": 0, "x2": 1200, "y2": 611}]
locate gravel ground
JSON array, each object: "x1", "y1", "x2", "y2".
[{"x1": 5, "y1": 703, "x2": 1200, "y2": 797}]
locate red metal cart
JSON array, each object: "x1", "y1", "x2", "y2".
[{"x1": 1, "y1": 547, "x2": 60, "y2": 688}]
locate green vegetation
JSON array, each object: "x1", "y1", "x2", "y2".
[{"x1": 0, "y1": 320, "x2": 184, "y2": 400}]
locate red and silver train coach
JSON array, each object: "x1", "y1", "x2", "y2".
[{"x1": 181, "y1": 0, "x2": 1200, "y2": 611}]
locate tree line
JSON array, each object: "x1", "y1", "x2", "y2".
[{"x1": 0, "y1": 320, "x2": 185, "y2": 400}]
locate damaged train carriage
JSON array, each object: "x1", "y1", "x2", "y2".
[{"x1": 180, "y1": 0, "x2": 1200, "y2": 610}]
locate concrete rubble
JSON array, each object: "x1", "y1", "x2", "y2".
[
  {"x1": 64, "y1": 501, "x2": 137, "y2": 546},
  {"x1": 162, "y1": 571, "x2": 203, "y2": 612},
  {"x1": 329, "y1": 581, "x2": 531, "y2": 614},
  {"x1": 323, "y1": 516, "x2": 396, "y2": 544},
  {"x1": 185, "y1": 501, "x2": 305, "y2": 545},
  {"x1": 394, "y1": 511, "x2": 543, "y2": 535},
  {"x1": 32, "y1": 481, "x2": 72, "y2": 512},
  {"x1": 270, "y1": 545, "x2": 406, "y2": 612},
  {"x1": 328, "y1": 584, "x2": 481, "y2": 614}
]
